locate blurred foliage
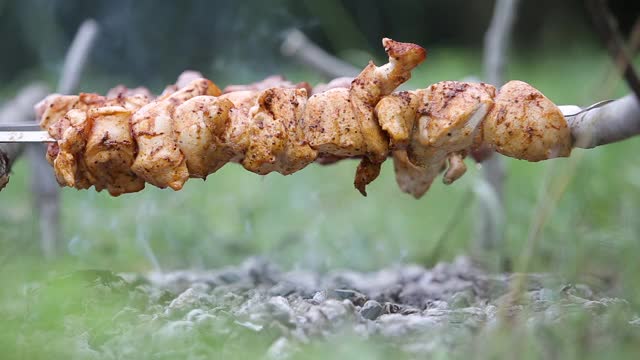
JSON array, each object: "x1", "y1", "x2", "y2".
[{"x1": 0, "y1": 0, "x2": 638, "y2": 88}]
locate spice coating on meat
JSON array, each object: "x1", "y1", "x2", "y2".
[
  {"x1": 130, "y1": 79, "x2": 220, "y2": 190},
  {"x1": 173, "y1": 96, "x2": 235, "y2": 178},
  {"x1": 483, "y1": 80, "x2": 571, "y2": 161},
  {"x1": 84, "y1": 106, "x2": 144, "y2": 196},
  {"x1": 36, "y1": 39, "x2": 573, "y2": 198},
  {"x1": 241, "y1": 88, "x2": 317, "y2": 175}
]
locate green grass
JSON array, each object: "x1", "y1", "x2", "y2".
[{"x1": 1, "y1": 47, "x2": 640, "y2": 358}]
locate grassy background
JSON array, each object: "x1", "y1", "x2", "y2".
[{"x1": 1, "y1": 47, "x2": 640, "y2": 358}]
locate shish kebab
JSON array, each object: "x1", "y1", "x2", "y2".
[{"x1": 0, "y1": 38, "x2": 595, "y2": 198}]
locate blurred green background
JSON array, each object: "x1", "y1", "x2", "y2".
[{"x1": 1, "y1": 0, "x2": 640, "y2": 358}]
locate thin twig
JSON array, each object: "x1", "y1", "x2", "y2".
[
  {"x1": 600, "y1": 17, "x2": 640, "y2": 96},
  {"x1": 57, "y1": 19, "x2": 100, "y2": 94},
  {"x1": 426, "y1": 189, "x2": 474, "y2": 265},
  {"x1": 475, "y1": 0, "x2": 520, "y2": 269},
  {"x1": 483, "y1": 0, "x2": 521, "y2": 86},
  {"x1": 281, "y1": 29, "x2": 360, "y2": 79}
]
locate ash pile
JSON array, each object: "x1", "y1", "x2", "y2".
[
  {"x1": 131, "y1": 257, "x2": 634, "y2": 358},
  {"x1": 21, "y1": 257, "x2": 638, "y2": 358}
]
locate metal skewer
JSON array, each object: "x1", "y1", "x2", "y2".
[
  {"x1": 562, "y1": 99, "x2": 615, "y2": 117},
  {"x1": 0, "y1": 98, "x2": 617, "y2": 144},
  {"x1": 0, "y1": 123, "x2": 55, "y2": 143}
]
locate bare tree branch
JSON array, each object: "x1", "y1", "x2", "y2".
[
  {"x1": 475, "y1": 0, "x2": 520, "y2": 269},
  {"x1": 281, "y1": 29, "x2": 360, "y2": 79},
  {"x1": 27, "y1": 19, "x2": 100, "y2": 259},
  {"x1": 600, "y1": 17, "x2": 640, "y2": 95},
  {"x1": 586, "y1": 0, "x2": 640, "y2": 99},
  {"x1": 57, "y1": 19, "x2": 100, "y2": 94},
  {"x1": 483, "y1": 0, "x2": 520, "y2": 86}
]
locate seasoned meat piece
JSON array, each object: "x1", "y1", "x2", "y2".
[
  {"x1": 304, "y1": 39, "x2": 426, "y2": 194},
  {"x1": 36, "y1": 94, "x2": 80, "y2": 132},
  {"x1": 53, "y1": 109, "x2": 92, "y2": 189},
  {"x1": 37, "y1": 91, "x2": 152, "y2": 194},
  {"x1": 223, "y1": 107, "x2": 253, "y2": 163},
  {"x1": 311, "y1": 77, "x2": 354, "y2": 94},
  {"x1": 375, "y1": 91, "x2": 420, "y2": 149},
  {"x1": 442, "y1": 152, "x2": 467, "y2": 185},
  {"x1": 37, "y1": 93, "x2": 108, "y2": 164},
  {"x1": 130, "y1": 78, "x2": 220, "y2": 190},
  {"x1": 392, "y1": 150, "x2": 468, "y2": 199},
  {"x1": 130, "y1": 99, "x2": 190, "y2": 190},
  {"x1": 84, "y1": 106, "x2": 144, "y2": 196},
  {"x1": 393, "y1": 81, "x2": 494, "y2": 198},
  {"x1": 160, "y1": 70, "x2": 206, "y2": 98},
  {"x1": 116, "y1": 93, "x2": 152, "y2": 112},
  {"x1": 303, "y1": 88, "x2": 367, "y2": 157},
  {"x1": 219, "y1": 90, "x2": 259, "y2": 111},
  {"x1": 106, "y1": 85, "x2": 153, "y2": 100},
  {"x1": 173, "y1": 96, "x2": 235, "y2": 178},
  {"x1": 37, "y1": 94, "x2": 81, "y2": 164},
  {"x1": 354, "y1": 157, "x2": 382, "y2": 196},
  {"x1": 483, "y1": 80, "x2": 571, "y2": 161},
  {"x1": 350, "y1": 38, "x2": 426, "y2": 162},
  {"x1": 409, "y1": 81, "x2": 495, "y2": 166},
  {"x1": 392, "y1": 150, "x2": 442, "y2": 199},
  {"x1": 223, "y1": 75, "x2": 311, "y2": 95},
  {"x1": 241, "y1": 88, "x2": 317, "y2": 175},
  {"x1": 350, "y1": 38, "x2": 426, "y2": 193}
]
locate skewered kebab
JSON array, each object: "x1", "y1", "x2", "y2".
[{"x1": 31, "y1": 38, "x2": 571, "y2": 198}]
